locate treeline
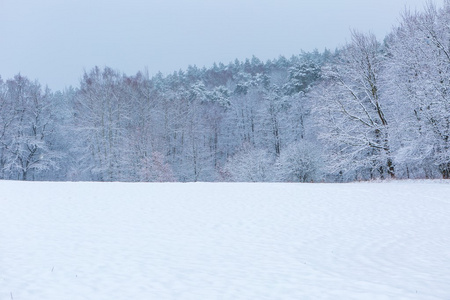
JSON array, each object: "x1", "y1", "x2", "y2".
[{"x1": 1, "y1": 1, "x2": 449, "y2": 182}]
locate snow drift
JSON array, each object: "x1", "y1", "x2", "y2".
[{"x1": 1, "y1": 180, "x2": 449, "y2": 299}]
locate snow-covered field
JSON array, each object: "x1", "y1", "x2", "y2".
[{"x1": 1, "y1": 181, "x2": 450, "y2": 300}]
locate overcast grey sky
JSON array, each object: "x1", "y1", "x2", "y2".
[{"x1": 0, "y1": 0, "x2": 443, "y2": 90}]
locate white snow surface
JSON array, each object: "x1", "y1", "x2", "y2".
[{"x1": 1, "y1": 180, "x2": 450, "y2": 300}]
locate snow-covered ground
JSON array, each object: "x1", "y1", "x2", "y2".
[{"x1": 1, "y1": 180, "x2": 449, "y2": 300}]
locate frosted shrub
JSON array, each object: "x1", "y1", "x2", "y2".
[{"x1": 276, "y1": 141, "x2": 323, "y2": 182}]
